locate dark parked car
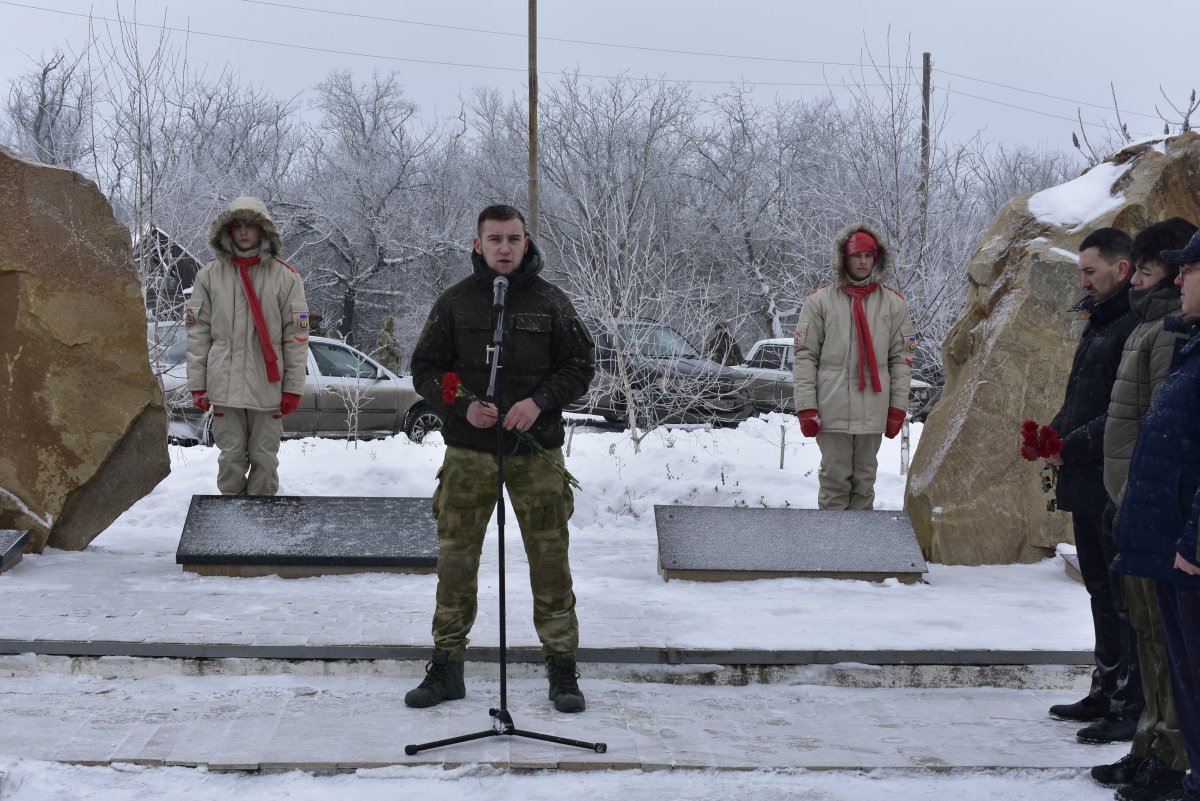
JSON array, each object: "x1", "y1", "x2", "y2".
[
  {"x1": 732, "y1": 337, "x2": 943, "y2": 422},
  {"x1": 569, "y1": 318, "x2": 753, "y2": 428},
  {"x1": 152, "y1": 329, "x2": 442, "y2": 444}
]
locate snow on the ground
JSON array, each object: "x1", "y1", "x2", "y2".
[
  {"x1": 0, "y1": 416, "x2": 1109, "y2": 799},
  {"x1": 0, "y1": 414, "x2": 1092, "y2": 651},
  {"x1": 0, "y1": 758, "x2": 1117, "y2": 801}
]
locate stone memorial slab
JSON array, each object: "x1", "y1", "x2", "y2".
[
  {"x1": 0, "y1": 530, "x2": 29, "y2": 574},
  {"x1": 654, "y1": 506, "x2": 927, "y2": 583},
  {"x1": 176, "y1": 496, "x2": 437, "y2": 578}
]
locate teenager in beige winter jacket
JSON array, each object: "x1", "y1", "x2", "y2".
[
  {"x1": 792, "y1": 223, "x2": 916, "y2": 510},
  {"x1": 186, "y1": 196, "x2": 309, "y2": 496}
]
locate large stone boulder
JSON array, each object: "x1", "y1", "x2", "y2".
[
  {"x1": 0, "y1": 146, "x2": 169, "y2": 552},
  {"x1": 906, "y1": 131, "x2": 1200, "y2": 565}
]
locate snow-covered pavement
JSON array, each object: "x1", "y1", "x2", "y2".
[{"x1": 0, "y1": 419, "x2": 1115, "y2": 799}]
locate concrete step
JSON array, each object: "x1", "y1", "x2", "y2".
[{"x1": 0, "y1": 671, "x2": 1120, "y2": 773}]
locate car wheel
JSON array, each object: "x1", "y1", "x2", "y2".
[
  {"x1": 630, "y1": 388, "x2": 661, "y2": 431},
  {"x1": 404, "y1": 402, "x2": 443, "y2": 443}
]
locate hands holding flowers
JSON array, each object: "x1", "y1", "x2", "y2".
[{"x1": 441, "y1": 372, "x2": 582, "y2": 490}]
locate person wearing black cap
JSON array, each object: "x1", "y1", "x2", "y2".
[{"x1": 1112, "y1": 227, "x2": 1200, "y2": 801}]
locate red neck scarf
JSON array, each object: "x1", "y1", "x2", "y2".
[
  {"x1": 841, "y1": 283, "x2": 882, "y2": 393},
  {"x1": 232, "y1": 255, "x2": 281, "y2": 383}
]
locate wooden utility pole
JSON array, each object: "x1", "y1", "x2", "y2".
[
  {"x1": 527, "y1": 0, "x2": 539, "y2": 239},
  {"x1": 916, "y1": 51, "x2": 932, "y2": 276}
]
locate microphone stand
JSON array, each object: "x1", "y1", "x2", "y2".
[{"x1": 405, "y1": 275, "x2": 606, "y2": 756}]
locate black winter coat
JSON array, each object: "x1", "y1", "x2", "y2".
[
  {"x1": 411, "y1": 241, "x2": 595, "y2": 455},
  {"x1": 1050, "y1": 285, "x2": 1138, "y2": 512},
  {"x1": 1112, "y1": 315, "x2": 1200, "y2": 585}
]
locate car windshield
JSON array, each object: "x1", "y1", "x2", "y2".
[
  {"x1": 148, "y1": 323, "x2": 187, "y2": 369},
  {"x1": 311, "y1": 342, "x2": 378, "y2": 379},
  {"x1": 616, "y1": 324, "x2": 701, "y2": 359}
]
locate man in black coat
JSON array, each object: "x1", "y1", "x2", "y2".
[{"x1": 1046, "y1": 227, "x2": 1144, "y2": 744}]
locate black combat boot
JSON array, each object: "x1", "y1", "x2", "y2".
[
  {"x1": 1077, "y1": 713, "x2": 1138, "y2": 744},
  {"x1": 1116, "y1": 756, "x2": 1186, "y2": 801},
  {"x1": 1092, "y1": 752, "x2": 1148, "y2": 787},
  {"x1": 404, "y1": 650, "x2": 466, "y2": 708},
  {"x1": 546, "y1": 653, "x2": 586, "y2": 713},
  {"x1": 1049, "y1": 695, "x2": 1108, "y2": 722}
]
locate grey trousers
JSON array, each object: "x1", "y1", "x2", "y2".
[
  {"x1": 815, "y1": 431, "x2": 883, "y2": 510},
  {"x1": 211, "y1": 406, "x2": 284, "y2": 496}
]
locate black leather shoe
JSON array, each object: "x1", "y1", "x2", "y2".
[
  {"x1": 1049, "y1": 696, "x2": 1108, "y2": 722},
  {"x1": 1115, "y1": 756, "x2": 1185, "y2": 801},
  {"x1": 1091, "y1": 753, "x2": 1147, "y2": 787},
  {"x1": 1077, "y1": 714, "x2": 1137, "y2": 744}
]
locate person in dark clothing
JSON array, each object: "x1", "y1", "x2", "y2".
[
  {"x1": 405, "y1": 204, "x2": 596, "y2": 713},
  {"x1": 1112, "y1": 228, "x2": 1200, "y2": 801},
  {"x1": 704, "y1": 322, "x2": 744, "y2": 366},
  {"x1": 1045, "y1": 227, "x2": 1144, "y2": 744},
  {"x1": 1091, "y1": 219, "x2": 1196, "y2": 800}
]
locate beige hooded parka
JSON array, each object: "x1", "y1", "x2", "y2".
[
  {"x1": 186, "y1": 196, "x2": 309, "y2": 411},
  {"x1": 791, "y1": 223, "x2": 915, "y2": 433}
]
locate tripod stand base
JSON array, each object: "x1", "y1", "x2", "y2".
[{"x1": 405, "y1": 707, "x2": 607, "y2": 755}]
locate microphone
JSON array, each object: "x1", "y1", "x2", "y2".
[{"x1": 492, "y1": 276, "x2": 509, "y2": 310}]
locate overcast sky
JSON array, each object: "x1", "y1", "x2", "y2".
[{"x1": 0, "y1": 0, "x2": 1195, "y2": 157}]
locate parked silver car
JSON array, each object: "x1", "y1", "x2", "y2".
[
  {"x1": 733, "y1": 337, "x2": 941, "y2": 422},
  {"x1": 151, "y1": 328, "x2": 442, "y2": 444}
]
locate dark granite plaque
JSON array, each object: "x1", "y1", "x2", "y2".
[
  {"x1": 0, "y1": 529, "x2": 29, "y2": 574},
  {"x1": 654, "y1": 506, "x2": 927, "y2": 583},
  {"x1": 176, "y1": 496, "x2": 438, "y2": 578}
]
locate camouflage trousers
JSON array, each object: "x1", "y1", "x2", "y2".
[
  {"x1": 1126, "y1": 575, "x2": 1188, "y2": 771},
  {"x1": 815, "y1": 432, "x2": 883, "y2": 510},
  {"x1": 430, "y1": 445, "x2": 578, "y2": 661},
  {"x1": 211, "y1": 406, "x2": 283, "y2": 496}
]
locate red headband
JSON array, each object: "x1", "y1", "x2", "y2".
[{"x1": 844, "y1": 232, "x2": 878, "y2": 258}]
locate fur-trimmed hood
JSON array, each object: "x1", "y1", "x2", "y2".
[
  {"x1": 207, "y1": 196, "x2": 284, "y2": 260},
  {"x1": 830, "y1": 222, "x2": 892, "y2": 288}
]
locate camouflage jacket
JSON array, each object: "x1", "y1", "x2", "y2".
[{"x1": 411, "y1": 241, "x2": 595, "y2": 454}]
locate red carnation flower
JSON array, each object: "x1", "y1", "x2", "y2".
[
  {"x1": 441, "y1": 371, "x2": 462, "y2": 405},
  {"x1": 1040, "y1": 425, "x2": 1063, "y2": 458}
]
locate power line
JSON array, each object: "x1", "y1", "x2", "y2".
[
  {"x1": 0, "y1": 0, "x2": 1165, "y2": 137},
  {"x1": 244, "y1": 0, "x2": 1162, "y2": 121},
  {"x1": 938, "y1": 68, "x2": 1159, "y2": 122},
  {"x1": 943, "y1": 86, "x2": 1156, "y2": 138},
  {"x1": 242, "y1": 0, "x2": 875, "y2": 70},
  {"x1": 0, "y1": 1, "x2": 892, "y2": 89}
]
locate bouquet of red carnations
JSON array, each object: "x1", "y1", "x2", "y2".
[
  {"x1": 1019, "y1": 420, "x2": 1063, "y2": 462},
  {"x1": 441, "y1": 372, "x2": 582, "y2": 490}
]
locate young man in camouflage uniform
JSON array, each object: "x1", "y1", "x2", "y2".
[
  {"x1": 792, "y1": 223, "x2": 916, "y2": 510},
  {"x1": 186, "y1": 196, "x2": 309, "y2": 496},
  {"x1": 406, "y1": 204, "x2": 596, "y2": 713}
]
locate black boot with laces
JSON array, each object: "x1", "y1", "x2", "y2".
[
  {"x1": 546, "y1": 654, "x2": 586, "y2": 713},
  {"x1": 404, "y1": 649, "x2": 466, "y2": 708}
]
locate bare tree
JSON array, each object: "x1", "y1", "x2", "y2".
[
  {"x1": 288, "y1": 70, "x2": 438, "y2": 346},
  {"x1": 4, "y1": 47, "x2": 95, "y2": 170}
]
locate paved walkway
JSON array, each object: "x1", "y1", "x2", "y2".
[{"x1": 0, "y1": 657, "x2": 1120, "y2": 773}]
